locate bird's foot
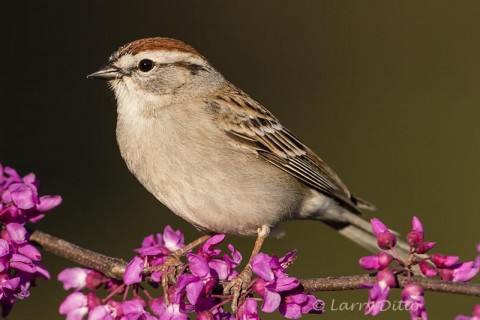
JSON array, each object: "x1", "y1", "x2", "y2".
[
  {"x1": 223, "y1": 265, "x2": 253, "y2": 313},
  {"x1": 146, "y1": 252, "x2": 183, "y2": 305}
]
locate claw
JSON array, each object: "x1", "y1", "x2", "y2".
[
  {"x1": 158, "y1": 253, "x2": 183, "y2": 305},
  {"x1": 223, "y1": 266, "x2": 252, "y2": 313}
]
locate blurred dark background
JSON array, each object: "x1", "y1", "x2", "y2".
[{"x1": 3, "y1": 1, "x2": 480, "y2": 319}]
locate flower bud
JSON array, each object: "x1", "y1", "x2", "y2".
[
  {"x1": 86, "y1": 270, "x2": 106, "y2": 290},
  {"x1": 371, "y1": 218, "x2": 388, "y2": 236},
  {"x1": 377, "y1": 231, "x2": 397, "y2": 250},
  {"x1": 415, "y1": 241, "x2": 435, "y2": 254},
  {"x1": 419, "y1": 261, "x2": 437, "y2": 277},
  {"x1": 359, "y1": 252, "x2": 392, "y2": 270},
  {"x1": 407, "y1": 231, "x2": 423, "y2": 248},
  {"x1": 430, "y1": 253, "x2": 459, "y2": 268},
  {"x1": 376, "y1": 269, "x2": 396, "y2": 288},
  {"x1": 196, "y1": 310, "x2": 214, "y2": 320}
]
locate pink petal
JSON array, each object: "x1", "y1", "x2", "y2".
[
  {"x1": 123, "y1": 256, "x2": 144, "y2": 285},
  {"x1": 401, "y1": 283, "x2": 423, "y2": 301},
  {"x1": 279, "y1": 250, "x2": 297, "y2": 269},
  {"x1": 262, "y1": 290, "x2": 281, "y2": 313},
  {"x1": 162, "y1": 303, "x2": 187, "y2": 320},
  {"x1": 0, "y1": 239, "x2": 10, "y2": 257},
  {"x1": 22, "y1": 173, "x2": 36, "y2": 184},
  {"x1": 288, "y1": 292, "x2": 308, "y2": 304},
  {"x1": 34, "y1": 262, "x2": 50, "y2": 280},
  {"x1": 417, "y1": 241, "x2": 436, "y2": 254},
  {"x1": 431, "y1": 253, "x2": 459, "y2": 268},
  {"x1": 121, "y1": 298, "x2": 145, "y2": 315},
  {"x1": 137, "y1": 247, "x2": 162, "y2": 256},
  {"x1": 359, "y1": 256, "x2": 381, "y2": 270},
  {"x1": 9, "y1": 183, "x2": 38, "y2": 209},
  {"x1": 452, "y1": 262, "x2": 480, "y2": 282},
  {"x1": 88, "y1": 305, "x2": 115, "y2": 320},
  {"x1": 140, "y1": 235, "x2": 157, "y2": 248},
  {"x1": 280, "y1": 302, "x2": 301, "y2": 319},
  {"x1": 251, "y1": 253, "x2": 274, "y2": 282},
  {"x1": 2, "y1": 277, "x2": 20, "y2": 290},
  {"x1": 377, "y1": 231, "x2": 397, "y2": 250},
  {"x1": 419, "y1": 261, "x2": 437, "y2": 277},
  {"x1": 187, "y1": 254, "x2": 209, "y2": 278},
  {"x1": 208, "y1": 259, "x2": 229, "y2": 280},
  {"x1": 238, "y1": 298, "x2": 259, "y2": 320},
  {"x1": 58, "y1": 268, "x2": 88, "y2": 290},
  {"x1": 186, "y1": 280, "x2": 204, "y2": 305},
  {"x1": 59, "y1": 292, "x2": 87, "y2": 315},
  {"x1": 407, "y1": 231, "x2": 423, "y2": 248},
  {"x1": 37, "y1": 195, "x2": 62, "y2": 212},
  {"x1": 18, "y1": 243, "x2": 42, "y2": 261},
  {"x1": 370, "y1": 218, "x2": 388, "y2": 236},
  {"x1": 199, "y1": 234, "x2": 225, "y2": 257},
  {"x1": 6, "y1": 223, "x2": 27, "y2": 244},
  {"x1": 275, "y1": 277, "x2": 299, "y2": 292},
  {"x1": 474, "y1": 304, "x2": 480, "y2": 317},
  {"x1": 162, "y1": 226, "x2": 184, "y2": 252},
  {"x1": 10, "y1": 253, "x2": 35, "y2": 273},
  {"x1": 377, "y1": 269, "x2": 396, "y2": 287},
  {"x1": 66, "y1": 307, "x2": 89, "y2": 320},
  {"x1": 223, "y1": 244, "x2": 242, "y2": 268},
  {"x1": 149, "y1": 298, "x2": 165, "y2": 317},
  {"x1": 411, "y1": 216, "x2": 424, "y2": 233}
]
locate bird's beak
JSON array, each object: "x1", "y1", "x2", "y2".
[{"x1": 87, "y1": 64, "x2": 123, "y2": 81}]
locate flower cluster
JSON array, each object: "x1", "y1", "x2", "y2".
[
  {"x1": 58, "y1": 267, "x2": 125, "y2": 319},
  {"x1": 59, "y1": 226, "x2": 322, "y2": 319},
  {"x1": 58, "y1": 225, "x2": 183, "y2": 320},
  {"x1": 250, "y1": 252, "x2": 322, "y2": 318},
  {"x1": 0, "y1": 164, "x2": 61, "y2": 316},
  {"x1": 359, "y1": 217, "x2": 479, "y2": 319},
  {"x1": 124, "y1": 225, "x2": 185, "y2": 285}
]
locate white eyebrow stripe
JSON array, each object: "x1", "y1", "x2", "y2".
[{"x1": 114, "y1": 50, "x2": 208, "y2": 69}]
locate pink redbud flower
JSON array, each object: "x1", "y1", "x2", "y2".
[
  {"x1": 237, "y1": 298, "x2": 259, "y2": 320},
  {"x1": 430, "y1": 253, "x2": 459, "y2": 268},
  {"x1": 359, "y1": 252, "x2": 393, "y2": 270},
  {"x1": 419, "y1": 261, "x2": 437, "y2": 277},
  {"x1": 401, "y1": 283, "x2": 427, "y2": 320},
  {"x1": 365, "y1": 269, "x2": 396, "y2": 316},
  {"x1": 370, "y1": 218, "x2": 397, "y2": 250}
]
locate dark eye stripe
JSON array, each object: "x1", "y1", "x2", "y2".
[
  {"x1": 172, "y1": 62, "x2": 209, "y2": 75},
  {"x1": 139, "y1": 61, "x2": 209, "y2": 75}
]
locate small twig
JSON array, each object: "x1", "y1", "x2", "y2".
[
  {"x1": 301, "y1": 275, "x2": 480, "y2": 296},
  {"x1": 29, "y1": 228, "x2": 480, "y2": 296}
]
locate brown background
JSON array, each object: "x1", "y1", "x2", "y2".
[{"x1": 3, "y1": 1, "x2": 480, "y2": 319}]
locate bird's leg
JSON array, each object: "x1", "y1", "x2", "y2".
[
  {"x1": 224, "y1": 225, "x2": 270, "y2": 313},
  {"x1": 160, "y1": 233, "x2": 212, "y2": 304}
]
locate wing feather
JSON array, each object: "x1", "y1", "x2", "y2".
[{"x1": 209, "y1": 85, "x2": 362, "y2": 211}]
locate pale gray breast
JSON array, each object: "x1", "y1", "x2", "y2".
[{"x1": 115, "y1": 101, "x2": 307, "y2": 235}]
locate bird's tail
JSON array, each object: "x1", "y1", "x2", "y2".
[{"x1": 334, "y1": 210, "x2": 411, "y2": 260}]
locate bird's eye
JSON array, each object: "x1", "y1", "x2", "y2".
[{"x1": 138, "y1": 59, "x2": 154, "y2": 72}]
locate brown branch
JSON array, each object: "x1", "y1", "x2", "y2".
[
  {"x1": 29, "y1": 229, "x2": 480, "y2": 297},
  {"x1": 29, "y1": 229, "x2": 127, "y2": 279},
  {"x1": 301, "y1": 275, "x2": 480, "y2": 296}
]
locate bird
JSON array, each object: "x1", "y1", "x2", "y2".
[{"x1": 88, "y1": 37, "x2": 406, "y2": 310}]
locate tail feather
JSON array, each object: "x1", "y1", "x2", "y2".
[{"x1": 352, "y1": 196, "x2": 377, "y2": 211}]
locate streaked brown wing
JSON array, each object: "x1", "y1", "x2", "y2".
[{"x1": 209, "y1": 85, "x2": 360, "y2": 212}]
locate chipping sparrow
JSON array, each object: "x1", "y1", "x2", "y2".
[{"x1": 88, "y1": 37, "x2": 408, "y2": 309}]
